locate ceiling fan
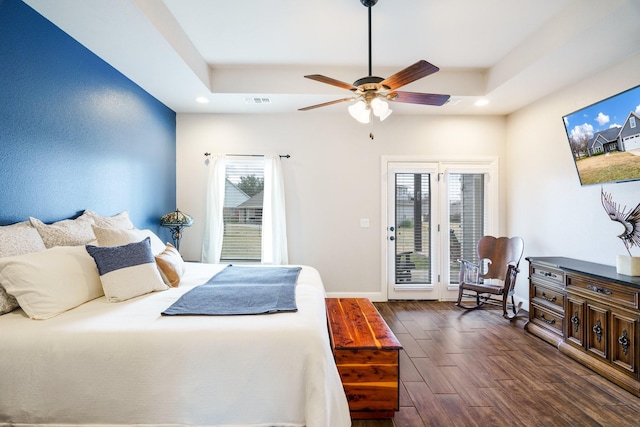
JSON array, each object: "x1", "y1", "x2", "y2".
[{"x1": 299, "y1": 0, "x2": 450, "y2": 123}]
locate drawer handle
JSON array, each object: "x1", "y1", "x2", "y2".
[
  {"x1": 587, "y1": 285, "x2": 612, "y2": 295},
  {"x1": 541, "y1": 292, "x2": 556, "y2": 303},
  {"x1": 570, "y1": 311, "x2": 580, "y2": 333},
  {"x1": 619, "y1": 329, "x2": 630, "y2": 356},
  {"x1": 540, "y1": 313, "x2": 556, "y2": 325},
  {"x1": 593, "y1": 319, "x2": 603, "y2": 343}
]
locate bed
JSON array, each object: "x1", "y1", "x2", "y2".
[{"x1": 0, "y1": 213, "x2": 351, "y2": 427}]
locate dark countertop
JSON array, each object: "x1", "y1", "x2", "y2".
[{"x1": 526, "y1": 256, "x2": 640, "y2": 290}]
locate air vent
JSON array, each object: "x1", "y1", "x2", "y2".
[{"x1": 244, "y1": 97, "x2": 272, "y2": 104}]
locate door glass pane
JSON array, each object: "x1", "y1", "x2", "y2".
[
  {"x1": 395, "y1": 173, "x2": 430, "y2": 285},
  {"x1": 449, "y1": 173, "x2": 485, "y2": 283}
]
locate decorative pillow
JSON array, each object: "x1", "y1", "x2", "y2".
[
  {"x1": 86, "y1": 237, "x2": 168, "y2": 303},
  {"x1": 92, "y1": 226, "x2": 166, "y2": 256},
  {"x1": 155, "y1": 244, "x2": 185, "y2": 287},
  {"x1": 0, "y1": 221, "x2": 47, "y2": 315},
  {"x1": 84, "y1": 210, "x2": 135, "y2": 230},
  {"x1": 29, "y1": 213, "x2": 96, "y2": 248},
  {"x1": 0, "y1": 246, "x2": 103, "y2": 320},
  {"x1": 0, "y1": 221, "x2": 47, "y2": 258}
]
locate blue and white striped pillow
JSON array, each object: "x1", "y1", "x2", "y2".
[{"x1": 86, "y1": 237, "x2": 168, "y2": 302}]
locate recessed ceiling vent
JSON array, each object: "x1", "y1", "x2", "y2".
[{"x1": 244, "y1": 97, "x2": 272, "y2": 104}]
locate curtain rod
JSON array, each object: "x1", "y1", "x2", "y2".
[{"x1": 204, "y1": 152, "x2": 290, "y2": 159}]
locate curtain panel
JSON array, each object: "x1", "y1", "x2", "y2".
[{"x1": 201, "y1": 154, "x2": 226, "y2": 263}]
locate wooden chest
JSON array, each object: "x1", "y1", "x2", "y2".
[{"x1": 325, "y1": 298, "x2": 402, "y2": 419}]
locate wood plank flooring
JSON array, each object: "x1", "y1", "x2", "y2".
[{"x1": 350, "y1": 301, "x2": 640, "y2": 427}]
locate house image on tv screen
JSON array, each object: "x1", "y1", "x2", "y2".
[{"x1": 588, "y1": 112, "x2": 640, "y2": 155}]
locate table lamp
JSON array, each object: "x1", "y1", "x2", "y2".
[{"x1": 160, "y1": 209, "x2": 193, "y2": 251}]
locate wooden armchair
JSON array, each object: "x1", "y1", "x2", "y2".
[{"x1": 455, "y1": 235, "x2": 524, "y2": 319}]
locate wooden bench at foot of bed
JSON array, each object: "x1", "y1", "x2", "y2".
[{"x1": 325, "y1": 298, "x2": 402, "y2": 419}]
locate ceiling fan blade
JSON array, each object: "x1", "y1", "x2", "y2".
[
  {"x1": 378, "y1": 60, "x2": 440, "y2": 91},
  {"x1": 389, "y1": 91, "x2": 450, "y2": 106},
  {"x1": 304, "y1": 75, "x2": 358, "y2": 91},
  {"x1": 298, "y1": 97, "x2": 354, "y2": 111}
]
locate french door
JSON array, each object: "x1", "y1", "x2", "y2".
[{"x1": 383, "y1": 158, "x2": 497, "y2": 300}]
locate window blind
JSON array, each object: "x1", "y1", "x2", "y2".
[
  {"x1": 449, "y1": 173, "x2": 485, "y2": 283},
  {"x1": 394, "y1": 173, "x2": 431, "y2": 284},
  {"x1": 221, "y1": 158, "x2": 264, "y2": 261}
]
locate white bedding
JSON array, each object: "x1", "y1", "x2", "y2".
[{"x1": 0, "y1": 263, "x2": 351, "y2": 427}]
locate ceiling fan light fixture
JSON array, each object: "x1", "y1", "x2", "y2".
[
  {"x1": 371, "y1": 97, "x2": 392, "y2": 121},
  {"x1": 349, "y1": 100, "x2": 371, "y2": 123}
]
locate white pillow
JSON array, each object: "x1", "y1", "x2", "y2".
[
  {"x1": 0, "y1": 246, "x2": 104, "y2": 319},
  {"x1": 139, "y1": 229, "x2": 168, "y2": 256},
  {"x1": 92, "y1": 226, "x2": 146, "y2": 247},
  {"x1": 84, "y1": 210, "x2": 135, "y2": 229},
  {"x1": 92, "y1": 226, "x2": 166, "y2": 256},
  {"x1": 86, "y1": 237, "x2": 168, "y2": 303},
  {"x1": 0, "y1": 221, "x2": 47, "y2": 315},
  {"x1": 30, "y1": 213, "x2": 96, "y2": 248}
]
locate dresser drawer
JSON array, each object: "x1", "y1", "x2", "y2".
[
  {"x1": 530, "y1": 303, "x2": 564, "y2": 336},
  {"x1": 532, "y1": 282, "x2": 564, "y2": 312},
  {"x1": 531, "y1": 263, "x2": 564, "y2": 287},
  {"x1": 567, "y1": 273, "x2": 640, "y2": 310}
]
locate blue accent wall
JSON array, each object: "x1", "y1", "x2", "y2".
[{"x1": 0, "y1": 0, "x2": 176, "y2": 233}]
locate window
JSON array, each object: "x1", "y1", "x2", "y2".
[
  {"x1": 631, "y1": 116, "x2": 636, "y2": 129},
  {"x1": 221, "y1": 158, "x2": 264, "y2": 261}
]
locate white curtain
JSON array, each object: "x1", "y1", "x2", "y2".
[
  {"x1": 201, "y1": 154, "x2": 226, "y2": 263},
  {"x1": 261, "y1": 154, "x2": 289, "y2": 265}
]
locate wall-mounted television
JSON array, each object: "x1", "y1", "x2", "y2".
[{"x1": 562, "y1": 84, "x2": 640, "y2": 186}]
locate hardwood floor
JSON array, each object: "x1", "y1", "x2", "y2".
[{"x1": 350, "y1": 301, "x2": 640, "y2": 427}]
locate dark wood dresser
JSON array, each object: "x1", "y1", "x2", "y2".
[{"x1": 525, "y1": 257, "x2": 640, "y2": 396}]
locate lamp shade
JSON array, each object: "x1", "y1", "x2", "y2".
[
  {"x1": 348, "y1": 100, "x2": 371, "y2": 124},
  {"x1": 371, "y1": 98, "x2": 392, "y2": 121},
  {"x1": 160, "y1": 209, "x2": 193, "y2": 227}
]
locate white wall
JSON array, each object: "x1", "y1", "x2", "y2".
[
  {"x1": 176, "y1": 113, "x2": 506, "y2": 297},
  {"x1": 506, "y1": 51, "x2": 640, "y2": 305}
]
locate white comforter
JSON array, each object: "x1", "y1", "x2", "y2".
[{"x1": 0, "y1": 263, "x2": 351, "y2": 427}]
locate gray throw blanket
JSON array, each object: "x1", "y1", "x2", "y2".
[{"x1": 161, "y1": 265, "x2": 301, "y2": 316}]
